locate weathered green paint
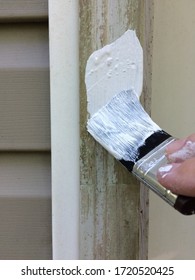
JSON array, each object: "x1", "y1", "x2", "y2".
[{"x1": 79, "y1": 0, "x2": 154, "y2": 259}]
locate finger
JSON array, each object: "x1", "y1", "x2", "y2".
[
  {"x1": 167, "y1": 140, "x2": 195, "y2": 163},
  {"x1": 166, "y1": 139, "x2": 186, "y2": 155},
  {"x1": 157, "y1": 158, "x2": 195, "y2": 197},
  {"x1": 166, "y1": 134, "x2": 195, "y2": 155}
]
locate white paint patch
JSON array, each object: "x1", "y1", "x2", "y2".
[
  {"x1": 85, "y1": 30, "x2": 143, "y2": 116},
  {"x1": 169, "y1": 141, "x2": 195, "y2": 162},
  {"x1": 158, "y1": 164, "x2": 173, "y2": 178},
  {"x1": 158, "y1": 164, "x2": 173, "y2": 173}
]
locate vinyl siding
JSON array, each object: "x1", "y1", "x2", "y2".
[{"x1": 0, "y1": 1, "x2": 51, "y2": 259}]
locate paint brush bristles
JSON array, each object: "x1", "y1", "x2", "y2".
[{"x1": 87, "y1": 89, "x2": 161, "y2": 162}]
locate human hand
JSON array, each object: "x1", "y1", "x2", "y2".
[{"x1": 157, "y1": 134, "x2": 195, "y2": 197}]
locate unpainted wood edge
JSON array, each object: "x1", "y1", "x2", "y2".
[{"x1": 138, "y1": 0, "x2": 154, "y2": 260}]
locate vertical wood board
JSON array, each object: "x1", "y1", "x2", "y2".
[
  {"x1": 79, "y1": 0, "x2": 153, "y2": 260},
  {"x1": 138, "y1": 0, "x2": 154, "y2": 260}
]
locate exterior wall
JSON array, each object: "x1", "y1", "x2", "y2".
[
  {"x1": 50, "y1": 0, "x2": 154, "y2": 260},
  {"x1": 149, "y1": 0, "x2": 195, "y2": 259},
  {"x1": 0, "y1": 1, "x2": 51, "y2": 259},
  {"x1": 0, "y1": 153, "x2": 51, "y2": 259}
]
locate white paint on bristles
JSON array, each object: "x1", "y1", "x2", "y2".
[
  {"x1": 87, "y1": 89, "x2": 161, "y2": 161},
  {"x1": 85, "y1": 30, "x2": 143, "y2": 116}
]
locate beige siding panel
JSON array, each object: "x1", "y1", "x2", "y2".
[
  {"x1": 0, "y1": 0, "x2": 48, "y2": 22},
  {"x1": 0, "y1": 23, "x2": 49, "y2": 69},
  {"x1": 0, "y1": 153, "x2": 51, "y2": 259},
  {"x1": 0, "y1": 70, "x2": 50, "y2": 151},
  {"x1": 0, "y1": 14, "x2": 51, "y2": 259},
  {"x1": 0, "y1": 23, "x2": 50, "y2": 151}
]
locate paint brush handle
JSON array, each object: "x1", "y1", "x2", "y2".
[
  {"x1": 174, "y1": 195, "x2": 195, "y2": 215},
  {"x1": 132, "y1": 138, "x2": 195, "y2": 215}
]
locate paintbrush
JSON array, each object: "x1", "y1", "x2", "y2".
[{"x1": 87, "y1": 88, "x2": 195, "y2": 215}]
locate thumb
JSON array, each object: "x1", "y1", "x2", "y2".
[
  {"x1": 157, "y1": 158, "x2": 195, "y2": 197},
  {"x1": 166, "y1": 134, "x2": 195, "y2": 162}
]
